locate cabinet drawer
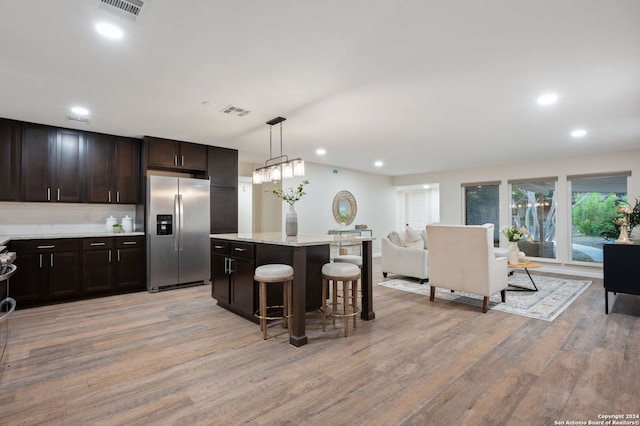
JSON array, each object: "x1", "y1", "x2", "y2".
[
  {"x1": 83, "y1": 238, "x2": 114, "y2": 250},
  {"x1": 211, "y1": 240, "x2": 230, "y2": 255},
  {"x1": 115, "y1": 236, "x2": 144, "y2": 249},
  {"x1": 231, "y1": 242, "x2": 254, "y2": 259},
  {"x1": 11, "y1": 238, "x2": 81, "y2": 253}
]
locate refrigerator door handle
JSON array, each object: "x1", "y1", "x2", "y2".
[
  {"x1": 174, "y1": 194, "x2": 180, "y2": 252},
  {"x1": 178, "y1": 194, "x2": 184, "y2": 251}
]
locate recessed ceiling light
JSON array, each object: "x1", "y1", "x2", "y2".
[
  {"x1": 537, "y1": 93, "x2": 559, "y2": 105},
  {"x1": 423, "y1": 185, "x2": 430, "y2": 189},
  {"x1": 71, "y1": 106, "x2": 90, "y2": 116},
  {"x1": 571, "y1": 129, "x2": 587, "y2": 138},
  {"x1": 95, "y1": 22, "x2": 123, "y2": 40},
  {"x1": 374, "y1": 161, "x2": 383, "y2": 167},
  {"x1": 315, "y1": 148, "x2": 326, "y2": 156}
]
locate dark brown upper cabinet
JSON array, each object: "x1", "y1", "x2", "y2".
[
  {"x1": 145, "y1": 136, "x2": 207, "y2": 172},
  {"x1": 86, "y1": 134, "x2": 140, "y2": 204},
  {"x1": 0, "y1": 118, "x2": 21, "y2": 201},
  {"x1": 207, "y1": 146, "x2": 238, "y2": 187},
  {"x1": 22, "y1": 124, "x2": 84, "y2": 202},
  {"x1": 113, "y1": 137, "x2": 141, "y2": 204}
]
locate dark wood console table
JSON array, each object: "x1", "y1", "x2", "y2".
[{"x1": 603, "y1": 244, "x2": 640, "y2": 314}]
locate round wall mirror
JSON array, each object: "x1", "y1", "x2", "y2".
[{"x1": 332, "y1": 190, "x2": 357, "y2": 225}]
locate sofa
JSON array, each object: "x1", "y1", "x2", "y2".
[
  {"x1": 426, "y1": 223, "x2": 508, "y2": 313},
  {"x1": 381, "y1": 226, "x2": 429, "y2": 283}
]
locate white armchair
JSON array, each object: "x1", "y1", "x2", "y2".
[
  {"x1": 381, "y1": 227, "x2": 429, "y2": 283},
  {"x1": 426, "y1": 223, "x2": 508, "y2": 313}
]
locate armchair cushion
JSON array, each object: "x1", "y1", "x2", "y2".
[
  {"x1": 387, "y1": 230, "x2": 403, "y2": 247},
  {"x1": 403, "y1": 226, "x2": 425, "y2": 249}
]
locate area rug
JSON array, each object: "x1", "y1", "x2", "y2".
[{"x1": 378, "y1": 273, "x2": 591, "y2": 321}]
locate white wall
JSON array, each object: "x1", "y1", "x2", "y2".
[
  {"x1": 246, "y1": 162, "x2": 396, "y2": 255},
  {"x1": 392, "y1": 148, "x2": 640, "y2": 276}
]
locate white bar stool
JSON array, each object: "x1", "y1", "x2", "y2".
[
  {"x1": 254, "y1": 264, "x2": 294, "y2": 340},
  {"x1": 321, "y1": 262, "x2": 360, "y2": 337},
  {"x1": 333, "y1": 254, "x2": 363, "y2": 268}
]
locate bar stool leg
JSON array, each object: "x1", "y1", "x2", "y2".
[
  {"x1": 343, "y1": 280, "x2": 349, "y2": 337},
  {"x1": 322, "y1": 278, "x2": 328, "y2": 332},
  {"x1": 352, "y1": 278, "x2": 358, "y2": 329},
  {"x1": 332, "y1": 280, "x2": 338, "y2": 326},
  {"x1": 259, "y1": 282, "x2": 267, "y2": 340},
  {"x1": 285, "y1": 280, "x2": 292, "y2": 335}
]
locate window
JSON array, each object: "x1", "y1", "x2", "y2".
[
  {"x1": 569, "y1": 173, "x2": 628, "y2": 263},
  {"x1": 464, "y1": 182, "x2": 500, "y2": 244},
  {"x1": 509, "y1": 179, "x2": 557, "y2": 259}
]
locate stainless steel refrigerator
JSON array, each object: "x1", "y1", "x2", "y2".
[{"x1": 147, "y1": 176, "x2": 210, "y2": 292}]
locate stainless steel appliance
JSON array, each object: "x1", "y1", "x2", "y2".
[
  {"x1": 1, "y1": 252, "x2": 17, "y2": 363},
  {"x1": 146, "y1": 176, "x2": 210, "y2": 292}
]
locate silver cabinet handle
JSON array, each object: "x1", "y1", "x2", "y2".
[
  {"x1": 117, "y1": 249, "x2": 121, "y2": 262},
  {"x1": 234, "y1": 247, "x2": 246, "y2": 252},
  {"x1": 108, "y1": 190, "x2": 112, "y2": 203},
  {"x1": 214, "y1": 245, "x2": 225, "y2": 249},
  {"x1": 108, "y1": 250, "x2": 112, "y2": 262},
  {"x1": 122, "y1": 241, "x2": 137, "y2": 245},
  {"x1": 50, "y1": 253, "x2": 54, "y2": 268},
  {"x1": 116, "y1": 191, "x2": 120, "y2": 203},
  {"x1": 181, "y1": 155, "x2": 184, "y2": 166},
  {"x1": 227, "y1": 257, "x2": 235, "y2": 273},
  {"x1": 39, "y1": 254, "x2": 42, "y2": 268},
  {"x1": 47, "y1": 187, "x2": 51, "y2": 201},
  {"x1": 174, "y1": 155, "x2": 178, "y2": 166},
  {"x1": 57, "y1": 188, "x2": 60, "y2": 201},
  {"x1": 90, "y1": 242, "x2": 106, "y2": 246},
  {"x1": 37, "y1": 245, "x2": 55, "y2": 249}
]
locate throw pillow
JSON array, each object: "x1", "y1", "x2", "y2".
[
  {"x1": 421, "y1": 229, "x2": 428, "y2": 249},
  {"x1": 403, "y1": 226, "x2": 424, "y2": 250},
  {"x1": 387, "y1": 231, "x2": 403, "y2": 247}
]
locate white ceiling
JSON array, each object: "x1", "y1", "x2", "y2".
[{"x1": 1, "y1": 0, "x2": 638, "y2": 177}]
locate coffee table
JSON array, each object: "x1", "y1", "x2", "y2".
[{"x1": 507, "y1": 261, "x2": 540, "y2": 291}]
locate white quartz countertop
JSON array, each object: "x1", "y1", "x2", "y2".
[
  {"x1": 210, "y1": 232, "x2": 374, "y2": 247},
  {"x1": 0, "y1": 232, "x2": 144, "y2": 246}
]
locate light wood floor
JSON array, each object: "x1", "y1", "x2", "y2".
[{"x1": 1, "y1": 261, "x2": 639, "y2": 426}]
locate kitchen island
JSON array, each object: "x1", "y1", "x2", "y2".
[{"x1": 210, "y1": 232, "x2": 375, "y2": 347}]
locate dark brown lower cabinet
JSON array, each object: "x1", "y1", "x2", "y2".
[
  {"x1": 11, "y1": 236, "x2": 145, "y2": 308},
  {"x1": 211, "y1": 239, "x2": 257, "y2": 322},
  {"x1": 83, "y1": 238, "x2": 115, "y2": 294},
  {"x1": 114, "y1": 236, "x2": 145, "y2": 292},
  {"x1": 10, "y1": 239, "x2": 82, "y2": 305}
]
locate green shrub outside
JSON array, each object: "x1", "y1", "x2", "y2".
[{"x1": 572, "y1": 193, "x2": 625, "y2": 239}]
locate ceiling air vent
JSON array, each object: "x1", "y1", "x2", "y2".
[
  {"x1": 220, "y1": 105, "x2": 251, "y2": 117},
  {"x1": 67, "y1": 115, "x2": 90, "y2": 124},
  {"x1": 99, "y1": 0, "x2": 144, "y2": 21}
]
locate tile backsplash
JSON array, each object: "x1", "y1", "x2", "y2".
[{"x1": 0, "y1": 202, "x2": 137, "y2": 235}]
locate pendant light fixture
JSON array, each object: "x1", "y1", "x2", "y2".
[{"x1": 253, "y1": 116, "x2": 305, "y2": 184}]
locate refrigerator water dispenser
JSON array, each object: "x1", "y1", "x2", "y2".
[{"x1": 157, "y1": 214, "x2": 173, "y2": 235}]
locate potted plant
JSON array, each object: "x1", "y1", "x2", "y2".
[
  {"x1": 501, "y1": 225, "x2": 533, "y2": 264},
  {"x1": 337, "y1": 212, "x2": 349, "y2": 228},
  {"x1": 267, "y1": 180, "x2": 310, "y2": 236}
]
